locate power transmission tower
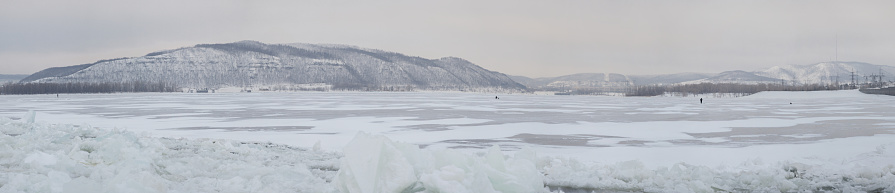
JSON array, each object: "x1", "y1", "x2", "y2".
[{"x1": 828, "y1": 75, "x2": 839, "y2": 86}]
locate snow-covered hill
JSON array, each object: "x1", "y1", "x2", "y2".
[
  {"x1": 22, "y1": 41, "x2": 525, "y2": 91},
  {"x1": 682, "y1": 62, "x2": 895, "y2": 85},
  {"x1": 757, "y1": 61, "x2": 894, "y2": 85},
  {"x1": 627, "y1": 72, "x2": 715, "y2": 85},
  {"x1": 510, "y1": 72, "x2": 716, "y2": 89},
  {"x1": 509, "y1": 73, "x2": 633, "y2": 89},
  {"x1": 681, "y1": 70, "x2": 780, "y2": 85},
  {"x1": 511, "y1": 62, "x2": 894, "y2": 88}
]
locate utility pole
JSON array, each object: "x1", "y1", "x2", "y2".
[
  {"x1": 850, "y1": 70, "x2": 857, "y2": 87},
  {"x1": 832, "y1": 69, "x2": 840, "y2": 88}
]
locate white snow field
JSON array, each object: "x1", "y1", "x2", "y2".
[{"x1": 1, "y1": 90, "x2": 894, "y2": 192}]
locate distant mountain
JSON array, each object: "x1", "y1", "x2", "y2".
[
  {"x1": 509, "y1": 73, "x2": 633, "y2": 93},
  {"x1": 512, "y1": 62, "x2": 894, "y2": 89},
  {"x1": 680, "y1": 70, "x2": 779, "y2": 84},
  {"x1": 510, "y1": 72, "x2": 715, "y2": 89},
  {"x1": 677, "y1": 62, "x2": 894, "y2": 85},
  {"x1": 506, "y1": 75, "x2": 541, "y2": 88},
  {"x1": 0, "y1": 74, "x2": 28, "y2": 83},
  {"x1": 627, "y1": 72, "x2": 715, "y2": 85},
  {"x1": 22, "y1": 41, "x2": 525, "y2": 91},
  {"x1": 509, "y1": 73, "x2": 630, "y2": 88},
  {"x1": 756, "y1": 61, "x2": 894, "y2": 85}
]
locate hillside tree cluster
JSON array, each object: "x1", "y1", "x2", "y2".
[
  {"x1": 625, "y1": 83, "x2": 842, "y2": 97},
  {"x1": 0, "y1": 82, "x2": 179, "y2": 95}
]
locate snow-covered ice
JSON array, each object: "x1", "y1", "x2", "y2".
[
  {"x1": 1, "y1": 90, "x2": 894, "y2": 192},
  {"x1": 0, "y1": 117, "x2": 340, "y2": 193},
  {"x1": 334, "y1": 132, "x2": 543, "y2": 193}
]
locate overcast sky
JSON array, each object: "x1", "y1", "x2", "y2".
[{"x1": 2, "y1": 0, "x2": 894, "y2": 77}]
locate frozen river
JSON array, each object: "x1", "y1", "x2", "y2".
[
  {"x1": 2, "y1": 90, "x2": 893, "y2": 167},
  {"x1": 2, "y1": 90, "x2": 895, "y2": 192}
]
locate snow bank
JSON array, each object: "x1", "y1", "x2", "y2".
[
  {"x1": 334, "y1": 132, "x2": 545, "y2": 193},
  {"x1": 0, "y1": 117, "x2": 340, "y2": 193}
]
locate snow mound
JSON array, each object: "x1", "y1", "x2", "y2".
[
  {"x1": 0, "y1": 117, "x2": 340, "y2": 193},
  {"x1": 334, "y1": 132, "x2": 545, "y2": 193}
]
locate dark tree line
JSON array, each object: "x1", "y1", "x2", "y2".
[
  {"x1": 330, "y1": 82, "x2": 416, "y2": 91},
  {"x1": 0, "y1": 82, "x2": 179, "y2": 95},
  {"x1": 554, "y1": 87, "x2": 629, "y2": 96},
  {"x1": 625, "y1": 83, "x2": 842, "y2": 97}
]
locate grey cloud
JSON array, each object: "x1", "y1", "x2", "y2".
[{"x1": 1, "y1": 0, "x2": 894, "y2": 76}]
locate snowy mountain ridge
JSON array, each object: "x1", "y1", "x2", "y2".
[
  {"x1": 22, "y1": 41, "x2": 525, "y2": 91},
  {"x1": 680, "y1": 70, "x2": 782, "y2": 85},
  {"x1": 756, "y1": 61, "x2": 895, "y2": 85},
  {"x1": 509, "y1": 73, "x2": 632, "y2": 88},
  {"x1": 511, "y1": 62, "x2": 894, "y2": 88}
]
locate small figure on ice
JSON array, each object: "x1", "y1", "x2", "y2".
[
  {"x1": 495, "y1": 96, "x2": 499, "y2": 99},
  {"x1": 699, "y1": 98, "x2": 703, "y2": 104}
]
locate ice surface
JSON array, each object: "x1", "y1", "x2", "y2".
[
  {"x1": 334, "y1": 132, "x2": 544, "y2": 193},
  {"x1": 2, "y1": 117, "x2": 895, "y2": 192},
  {"x1": 0, "y1": 117, "x2": 340, "y2": 193},
  {"x1": 23, "y1": 110, "x2": 35, "y2": 124},
  {"x1": 540, "y1": 152, "x2": 895, "y2": 192},
  {"x1": 336, "y1": 133, "x2": 418, "y2": 193},
  {"x1": 2, "y1": 91, "x2": 895, "y2": 192}
]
